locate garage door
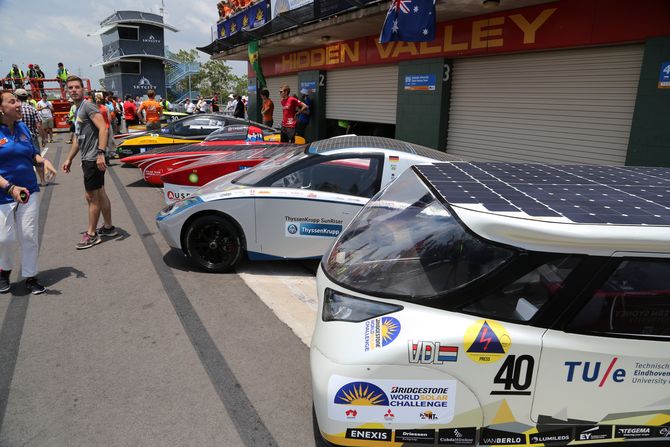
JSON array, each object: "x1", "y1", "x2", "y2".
[
  {"x1": 446, "y1": 45, "x2": 644, "y2": 165},
  {"x1": 266, "y1": 74, "x2": 298, "y2": 127},
  {"x1": 326, "y1": 65, "x2": 399, "y2": 124}
]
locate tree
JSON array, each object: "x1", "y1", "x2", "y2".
[{"x1": 196, "y1": 60, "x2": 248, "y2": 97}]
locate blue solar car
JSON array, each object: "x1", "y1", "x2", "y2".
[{"x1": 311, "y1": 162, "x2": 670, "y2": 447}]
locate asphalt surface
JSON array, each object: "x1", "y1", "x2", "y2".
[{"x1": 0, "y1": 134, "x2": 315, "y2": 446}]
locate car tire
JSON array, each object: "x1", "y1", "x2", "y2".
[
  {"x1": 184, "y1": 214, "x2": 243, "y2": 272},
  {"x1": 312, "y1": 405, "x2": 333, "y2": 447}
]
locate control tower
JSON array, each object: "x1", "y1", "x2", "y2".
[{"x1": 93, "y1": 10, "x2": 178, "y2": 98}]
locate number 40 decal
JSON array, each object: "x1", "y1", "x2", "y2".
[{"x1": 491, "y1": 355, "x2": 535, "y2": 396}]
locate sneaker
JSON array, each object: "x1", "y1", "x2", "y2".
[
  {"x1": 76, "y1": 232, "x2": 101, "y2": 249},
  {"x1": 97, "y1": 225, "x2": 118, "y2": 237},
  {"x1": 0, "y1": 270, "x2": 10, "y2": 293},
  {"x1": 25, "y1": 277, "x2": 46, "y2": 295}
]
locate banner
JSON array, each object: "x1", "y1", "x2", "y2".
[
  {"x1": 217, "y1": 0, "x2": 270, "y2": 39},
  {"x1": 380, "y1": 0, "x2": 436, "y2": 43},
  {"x1": 248, "y1": 40, "x2": 267, "y2": 89}
]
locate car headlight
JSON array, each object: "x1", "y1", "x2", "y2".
[
  {"x1": 322, "y1": 288, "x2": 403, "y2": 322},
  {"x1": 156, "y1": 196, "x2": 203, "y2": 221}
]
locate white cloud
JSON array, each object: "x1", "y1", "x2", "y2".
[{"x1": 0, "y1": 0, "x2": 243, "y2": 88}]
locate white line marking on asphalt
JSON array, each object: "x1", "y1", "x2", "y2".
[{"x1": 238, "y1": 263, "x2": 317, "y2": 347}]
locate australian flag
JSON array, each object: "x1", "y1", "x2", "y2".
[{"x1": 379, "y1": 0, "x2": 436, "y2": 43}]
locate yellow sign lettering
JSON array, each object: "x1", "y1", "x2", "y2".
[
  {"x1": 326, "y1": 45, "x2": 339, "y2": 65},
  {"x1": 443, "y1": 25, "x2": 468, "y2": 52},
  {"x1": 509, "y1": 8, "x2": 557, "y2": 44},
  {"x1": 472, "y1": 17, "x2": 505, "y2": 49},
  {"x1": 311, "y1": 48, "x2": 325, "y2": 66},
  {"x1": 420, "y1": 41, "x2": 442, "y2": 55},
  {"x1": 341, "y1": 41, "x2": 360, "y2": 63},
  {"x1": 375, "y1": 40, "x2": 395, "y2": 59},
  {"x1": 391, "y1": 41, "x2": 419, "y2": 58}
]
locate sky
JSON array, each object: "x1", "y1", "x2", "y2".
[{"x1": 0, "y1": 0, "x2": 246, "y2": 89}]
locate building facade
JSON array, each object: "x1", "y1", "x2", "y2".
[
  {"x1": 204, "y1": 0, "x2": 670, "y2": 167},
  {"x1": 95, "y1": 11, "x2": 178, "y2": 99}
]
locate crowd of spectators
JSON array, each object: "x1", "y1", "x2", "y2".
[{"x1": 217, "y1": 0, "x2": 263, "y2": 20}]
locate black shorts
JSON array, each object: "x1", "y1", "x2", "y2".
[
  {"x1": 82, "y1": 160, "x2": 105, "y2": 191},
  {"x1": 280, "y1": 126, "x2": 296, "y2": 143}
]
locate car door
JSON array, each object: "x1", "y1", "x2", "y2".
[
  {"x1": 532, "y1": 256, "x2": 670, "y2": 442},
  {"x1": 253, "y1": 155, "x2": 383, "y2": 260}
]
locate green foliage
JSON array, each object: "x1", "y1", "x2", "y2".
[
  {"x1": 195, "y1": 60, "x2": 248, "y2": 97},
  {"x1": 171, "y1": 49, "x2": 200, "y2": 64}
]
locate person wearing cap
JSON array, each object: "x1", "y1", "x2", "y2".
[
  {"x1": 36, "y1": 94, "x2": 54, "y2": 144},
  {"x1": 225, "y1": 94, "x2": 236, "y2": 114},
  {"x1": 296, "y1": 88, "x2": 312, "y2": 140},
  {"x1": 34, "y1": 64, "x2": 45, "y2": 98},
  {"x1": 14, "y1": 89, "x2": 42, "y2": 146},
  {"x1": 0, "y1": 89, "x2": 57, "y2": 295},
  {"x1": 6, "y1": 64, "x2": 24, "y2": 90},
  {"x1": 27, "y1": 64, "x2": 40, "y2": 98},
  {"x1": 278, "y1": 84, "x2": 308, "y2": 143},
  {"x1": 56, "y1": 62, "x2": 68, "y2": 98}
]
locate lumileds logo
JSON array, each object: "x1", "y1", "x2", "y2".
[{"x1": 285, "y1": 222, "x2": 341, "y2": 238}]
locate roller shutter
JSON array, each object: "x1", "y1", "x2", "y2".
[
  {"x1": 326, "y1": 65, "x2": 399, "y2": 124},
  {"x1": 265, "y1": 75, "x2": 298, "y2": 127},
  {"x1": 446, "y1": 45, "x2": 644, "y2": 165}
]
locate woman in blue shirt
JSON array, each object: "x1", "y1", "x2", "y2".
[{"x1": 0, "y1": 90, "x2": 57, "y2": 294}]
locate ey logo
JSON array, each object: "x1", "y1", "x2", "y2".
[{"x1": 564, "y1": 357, "x2": 626, "y2": 386}]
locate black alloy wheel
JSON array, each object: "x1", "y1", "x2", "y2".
[{"x1": 184, "y1": 215, "x2": 243, "y2": 272}]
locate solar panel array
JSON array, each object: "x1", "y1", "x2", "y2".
[
  {"x1": 416, "y1": 163, "x2": 670, "y2": 225},
  {"x1": 309, "y1": 136, "x2": 464, "y2": 162}
]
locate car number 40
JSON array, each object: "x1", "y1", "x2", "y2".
[{"x1": 491, "y1": 355, "x2": 534, "y2": 396}]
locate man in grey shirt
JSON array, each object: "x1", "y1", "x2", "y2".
[{"x1": 61, "y1": 75, "x2": 117, "y2": 249}]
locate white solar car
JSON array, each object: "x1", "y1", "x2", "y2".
[
  {"x1": 156, "y1": 136, "x2": 460, "y2": 272},
  {"x1": 311, "y1": 162, "x2": 670, "y2": 446}
]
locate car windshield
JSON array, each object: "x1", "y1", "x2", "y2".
[
  {"x1": 323, "y1": 169, "x2": 515, "y2": 300},
  {"x1": 169, "y1": 115, "x2": 227, "y2": 137},
  {"x1": 204, "y1": 125, "x2": 250, "y2": 142},
  {"x1": 233, "y1": 145, "x2": 309, "y2": 186}
]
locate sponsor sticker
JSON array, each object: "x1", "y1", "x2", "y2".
[
  {"x1": 0, "y1": 137, "x2": 7, "y2": 146},
  {"x1": 576, "y1": 425, "x2": 612, "y2": 441},
  {"x1": 464, "y1": 320, "x2": 511, "y2": 364},
  {"x1": 479, "y1": 428, "x2": 525, "y2": 445},
  {"x1": 284, "y1": 216, "x2": 344, "y2": 238},
  {"x1": 365, "y1": 317, "x2": 400, "y2": 351},
  {"x1": 491, "y1": 355, "x2": 534, "y2": 396},
  {"x1": 394, "y1": 429, "x2": 435, "y2": 444},
  {"x1": 408, "y1": 341, "x2": 458, "y2": 364},
  {"x1": 615, "y1": 425, "x2": 653, "y2": 439},
  {"x1": 529, "y1": 427, "x2": 573, "y2": 444},
  {"x1": 564, "y1": 358, "x2": 626, "y2": 386},
  {"x1": 328, "y1": 376, "x2": 456, "y2": 425},
  {"x1": 345, "y1": 428, "x2": 391, "y2": 441},
  {"x1": 438, "y1": 427, "x2": 477, "y2": 445}
]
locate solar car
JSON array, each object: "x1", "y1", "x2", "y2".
[
  {"x1": 116, "y1": 114, "x2": 264, "y2": 158},
  {"x1": 120, "y1": 124, "x2": 289, "y2": 186},
  {"x1": 311, "y1": 162, "x2": 670, "y2": 447},
  {"x1": 160, "y1": 145, "x2": 294, "y2": 204},
  {"x1": 155, "y1": 136, "x2": 460, "y2": 272}
]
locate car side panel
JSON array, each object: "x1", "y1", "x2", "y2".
[{"x1": 254, "y1": 192, "x2": 365, "y2": 259}]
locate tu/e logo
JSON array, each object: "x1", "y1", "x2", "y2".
[{"x1": 565, "y1": 357, "x2": 625, "y2": 386}]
